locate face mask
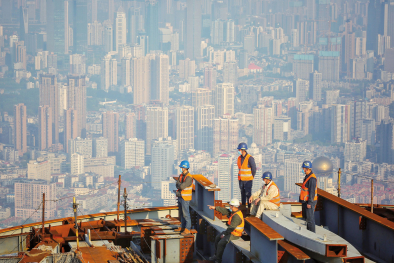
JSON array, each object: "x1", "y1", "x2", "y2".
[
  {"x1": 238, "y1": 151, "x2": 242, "y2": 155},
  {"x1": 180, "y1": 168, "x2": 183, "y2": 174},
  {"x1": 229, "y1": 208, "x2": 232, "y2": 212}
]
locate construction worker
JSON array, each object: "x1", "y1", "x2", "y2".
[
  {"x1": 248, "y1": 171, "x2": 280, "y2": 219},
  {"x1": 174, "y1": 160, "x2": 194, "y2": 236},
  {"x1": 207, "y1": 199, "x2": 244, "y2": 263},
  {"x1": 300, "y1": 161, "x2": 317, "y2": 233},
  {"x1": 237, "y1": 143, "x2": 256, "y2": 208}
]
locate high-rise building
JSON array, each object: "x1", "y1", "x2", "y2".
[
  {"x1": 146, "y1": 107, "x2": 168, "y2": 155},
  {"x1": 128, "y1": 7, "x2": 143, "y2": 45},
  {"x1": 161, "y1": 180, "x2": 177, "y2": 206},
  {"x1": 309, "y1": 71, "x2": 322, "y2": 102},
  {"x1": 344, "y1": 139, "x2": 367, "y2": 163},
  {"x1": 295, "y1": 79, "x2": 309, "y2": 103},
  {"x1": 14, "y1": 41, "x2": 27, "y2": 70},
  {"x1": 293, "y1": 54, "x2": 314, "y2": 80},
  {"x1": 125, "y1": 113, "x2": 136, "y2": 139},
  {"x1": 152, "y1": 139, "x2": 175, "y2": 189},
  {"x1": 204, "y1": 66, "x2": 217, "y2": 90},
  {"x1": 362, "y1": 119, "x2": 376, "y2": 145},
  {"x1": 120, "y1": 138, "x2": 145, "y2": 169},
  {"x1": 378, "y1": 119, "x2": 394, "y2": 164},
  {"x1": 385, "y1": 48, "x2": 394, "y2": 73},
  {"x1": 38, "y1": 106, "x2": 52, "y2": 151},
  {"x1": 273, "y1": 117, "x2": 292, "y2": 141},
  {"x1": 185, "y1": 0, "x2": 201, "y2": 59},
  {"x1": 150, "y1": 54, "x2": 169, "y2": 104},
  {"x1": 213, "y1": 115, "x2": 238, "y2": 155},
  {"x1": 64, "y1": 109, "x2": 78, "y2": 153},
  {"x1": 179, "y1": 58, "x2": 196, "y2": 80},
  {"x1": 101, "y1": 54, "x2": 117, "y2": 91},
  {"x1": 15, "y1": 180, "x2": 56, "y2": 220},
  {"x1": 46, "y1": 0, "x2": 68, "y2": 54},
  {"x1": 223, "y1": 61, "x2": 238, "y2": 84},
  {"x1": 39, "y1": 74, "x2": 59, "y2": 143},
  {"x1": 115, "y1": 7, "x2": 126, "y2": 52},
  {"x1": 14, "y1": 103, "x2": 27, "y2": 156},
  {"x1": 325, "y1": 90, "x2": 340, "y2": 104},
  {"x1": 102, "y1": 111, "x2": 119, "y2": 153},
  {"x1": 176, "y1": 106, "x2": 194, "y2": 154},
  {"x1": 92, "y1": 137, "x2": 108, "y2": 157},
  {"x1": 126, "y1": 56, "x2": 150, "y2": 104},
  {"x1": 331, "y1": 104, "x2": 351, "y2": 144},
  {"x1": 145, "y1": 1, "x2": 159, "y2": 50},
  {"x1": 195, "y1": 105, "x2": 215, "y2": 153},
  {"x1": 253, "y1": 105, "x2": 273, "y2": 147},
  {"x1": 192, "y1": 88, "x2": 212, "y2": 108},
  {"x1": 73, "y1": 0, "x2": 88, "y2": 53},
  {"x1": 284, "y1": 159, "x2": 304, "y2": 193},
  {"x1": 218, "y1": 154, "x2": 232, "y2": 202},
  {"x1": 103, "y1": 21, "x2": 113, "y2": 52},
  {"x1": 27, "y1": 159, "x2": 51, "y2": 181},
  {"x1": 67, "y1": 75, "x2": 86, "y2": 137},
  {"x1": 318, "y1": 51, "x2": 340, "y2": 82},
  {"x1": 214, "y1": 83, "x2": 234, "y2": 118},
  {"x1": 350, "y1": 100, "x2": 367, "y2": 139},
  {"x1": 70, "y1": 153, "x2": 84, "y2": 174},
  {"x1": 68, "y1": 137, "x2": 92, "y2": 158}
]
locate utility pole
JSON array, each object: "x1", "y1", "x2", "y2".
[
  {"x1": 371, "y1": 179, "x2": 374, "y2": 214},
  {"x1": 123, "y1": 188, "x2": 128, "y2": 234},
  {"x1": 117, "y1": 175, "x2": 121, "y2": 221},
  {"x1": 41, "y1": 193, "x2": 45, "y2": 235},
  {"x1": 73, "y1": 197, "x2": 79, "y2": 250},
  {"x1": 337, "y1": 168, "x2": 341, "y2": 198}
]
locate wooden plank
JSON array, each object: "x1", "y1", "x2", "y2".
[
  {"x1": 245, "y1": 217, "x2": 284, "y2": 241},
  {"x1": 291, "y1": 212, "x2": 303, "y2": 218},
  {"x1": 278, "y1": 240, "x2": 310, "y2": 260}
]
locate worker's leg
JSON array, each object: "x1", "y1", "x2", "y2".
[
  {"x1": 304, "y1": 201, "x2": 316, "y2": 233},
  {"x1": 255, "y1": 201, "x2": 279, "y2": 219},
  {"x1": 180, "y1": 198, "x2": 191, "y2": 230},
  {"x1": 244, "y1": 180, "x2": 253, "y2": 207},
  {"x1": 178, "y1": 199, "x2": 186, "y2": 229},
  {"x1": 216, "y1": 234, "x2": 236, "y2": 262},
  {"x1": 249, "y1": 200, "x2": 259, "y2": 216},
  {"x1": 239, "y1": 180, "x2": 246, "y2": 206}
]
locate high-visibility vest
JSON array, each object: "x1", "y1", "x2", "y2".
[
  {"x1": 264, "y1": 181, "x2": 281, "y2": 206},
  {"x1": 228, "y1": 210, "x2": 244, "y2": 237},
  {"x1": 177, "y1": 173, "x2": 194, "y2": 201},
  {"x1": 237, "y1": 154, "x2": 253, "y2": 181},
  {"x1": 300, "y1": 173, "x2": 318, "y2": 202}
]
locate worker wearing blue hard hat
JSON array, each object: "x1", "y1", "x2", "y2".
[
  {"x1": 248, "y1": 171, "x2": 281, "y2": 219},
  {"x1": 175, "y1": 160, "x2": 194, "y2": 236},
  {"x1": 236, "y1": 142, "x2": 256, "y2": 209},
  {"x1": 300, "y1": 161, "x2": 317, "y2": 233}
]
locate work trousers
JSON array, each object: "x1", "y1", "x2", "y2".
[
  {"x1": 215, "y1": 232, "x2": 239, "y2": 262},
  {"x1": 178, "y1": 198, "x2": 191, "y2": 230},
  {"x1": 250, "y1": 200, "x2": 279, "y2": 219},
  {"x1": 239, "y1": 180, "x2": 253, "y2": 206},
  {"x1": 302, "y1": 201, "x2": 316, "y2": 233}
]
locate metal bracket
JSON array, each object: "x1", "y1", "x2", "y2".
[
  {"x1": 199, "y1": 219, "x2": 207, "y2": 235},
  {"x1": 206, "y1": 225, "x2": 215, "y2": 243},
  {"x1": 214, "y1": 200, "x2": 223, "y2": 220},
  {"x1": 315, "y1": 197, "x2": 324, "y2": 211},
  {"x1": 179, "y1": 237, "x2": 194, "y2": 263},
  {"x1": 359, "y1": 216, "x2": 366, "y2": 230},
  {"x1": 236, "y1": 250, "x2": 252, "y2": 263}
]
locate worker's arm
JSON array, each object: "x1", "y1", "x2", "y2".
[
  {"x1": 179, "y1": 176, "x2": 193, "y2": 190},
  {"x1": 308, "y1": 177, "x2": 317, "y2": 205},
  {"x1": 250, "y1": 188, "x2": 262, "y2": 199},
  {"x1": 223, "y1": 213, "x2": 241, "y2": 236},
  {"x1": 249, "y1": 156, "x2": 257, "y2": 177},
  {"x1": 260, "y1": 184, "x2": 279, "y2": 201},
  {"x1": 215, "y1": 206, "x2": 231, "y2": 217}
]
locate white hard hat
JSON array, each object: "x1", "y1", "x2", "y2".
[{"x1": 229, "y1": 199, "x2": 240, "y2": 207}]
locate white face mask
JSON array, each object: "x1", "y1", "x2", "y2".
[
  {"x1": 180, "y1": 168, "x2": 183, "y2": 174},
  {"x1": 238, "y1": 150, "x2": 242, "y2": 155}
]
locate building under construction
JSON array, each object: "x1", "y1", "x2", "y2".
[{"x1": 0, "y1": 174, "x2": 393, "y2": 263}]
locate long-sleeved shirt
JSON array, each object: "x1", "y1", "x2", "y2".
[
  {"x1": 251, "y1": 180, "x2": 279, "y2": 201},
  {"x1": 300, "y1": 172, "x2": 317, "y2": 205},
  {"x1": 239, "y1": 152, "x2": 257, "y2": 177},
  {"x1": 176, "y1": 172, "x2": 193, "y2": 198},
  {"x1": 215, "y1": 206, "x2": 242, "y2": 236}
]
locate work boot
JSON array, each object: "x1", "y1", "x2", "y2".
[
  {"x1": 174, "y1": 227, "x2": 183, "y2": 232},
  {"x1": 181, "y1": 228, "x2": 191, "y2": 236},
  {"x1": 208, "y1": 255, "x2": 217, "y2": 261}
]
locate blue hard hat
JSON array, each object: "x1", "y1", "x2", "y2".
[
  {"x1": 237, "y1": 142, "x2": 248, "y2": 150},
  {"x1": 262, "y1": 172, "x2": 272, "y2": 180},
  {"x1": 179, "y1": 160, "x2": 190, "y2": 169},
  {"x1": 302, "y1": 161, "x2": 312, "y2": 169}
]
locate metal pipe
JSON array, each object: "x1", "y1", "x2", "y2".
[
  {"x1": 117, "y1": 175, "x2": 121, "y2": 221},
  {"x1": 73, "y1": 197, "x2": 79, "y2": 250},
  {"x1": 337, "y1": 168, "x2": 341, "y2": 198},
  {"x1": 42, "y1": 193, "x2": 45, "y2": 235},
  {"x1": 123, "y1": 188, "x2": 128, "y2": 234},
  {"x1": 371, "y1": 179, "x2": 374, "y2": 214}
]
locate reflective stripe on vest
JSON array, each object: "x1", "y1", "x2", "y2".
[
  {"x1": 228, "y1": 210, "x2": 244, "y2": 237},
  {"x1": 299, "y1": 173, "x2": 318, "y2": 202},
  {"x1": 237, "y1": 154, "x2": 253, "y2": 181},
  {"x1": 177, "y1": 173, "x2": 194, "y2": 201},
  {"x1": 265, "y1": 181, "x2": 281, "y2": 206}
]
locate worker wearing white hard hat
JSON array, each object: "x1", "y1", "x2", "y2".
[{"x1": 207, "y1": 199, "x2": 244, "y2": 263}]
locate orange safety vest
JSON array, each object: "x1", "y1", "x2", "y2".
[
  {"x1": 177, "y1": 173, "x2": 194, "y2": 201},
  {"x1": 300, "y1": 173, "x2": 318, "y2": 202},
  {"x1": 264, "y1": 181, "x2": 281, "y2": 206},
  {"x1": 237, "y1": 154, "x2": 254, "y2": 181},
  {"x1": 228, "y1": 210, "x2": 244, "y2": 237}
]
